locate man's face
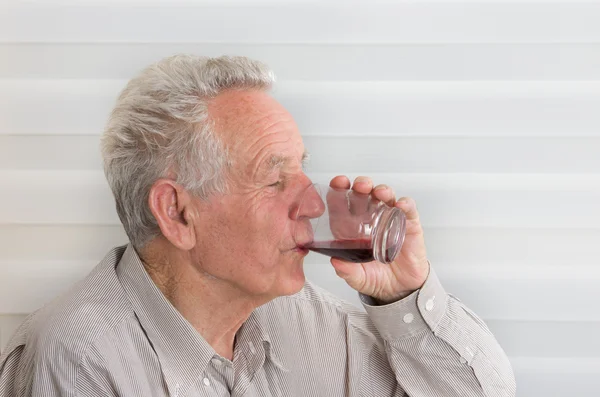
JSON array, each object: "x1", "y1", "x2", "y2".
[{"x1": 191, "y1": 89, "x2": 313, "y2": 301}]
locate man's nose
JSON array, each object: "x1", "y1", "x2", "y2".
[{"x1": 290, "y1": 184, "x2": 326, "y2": 220}]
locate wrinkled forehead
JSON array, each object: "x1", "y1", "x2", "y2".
[
  {"x1": 208, "y1": 89, "x2": 304, "y2": 172},
  {"x1": 209, "y1": 89, "x2": 289, "y2": 139}
]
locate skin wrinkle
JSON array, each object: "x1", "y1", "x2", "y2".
[
  {"x1": 243, "y1": 130, "x2": 293, "y2": 169},
  {"x1": 230, "y1": 109, "x2": 290, "y2": 151},
  {"x1": 214, "y1": 96, "x2": 296, "y2": 184}
]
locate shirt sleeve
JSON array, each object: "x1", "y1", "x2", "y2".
[
  {"x1": 0, "y1": 338, "x2": 77, "y2": 397},
  {"x1": 0, "y1": 324, "x2": 117, "y2": 397},
  {"x1": 0, "y1": 345, "x2": 25, "y2": 397},
  {"x1": 360, "y1": 268, "x2": 516, "y2": 397}
]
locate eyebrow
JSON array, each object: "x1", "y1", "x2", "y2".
[
  {"x1": 301, "y1": 151, "x2": 310, "y2": 169},
  {"x1": 265, "y1": 150, "x2": 310, "y2": 172}
]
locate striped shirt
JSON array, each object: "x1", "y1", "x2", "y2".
[{"x1": 0, "y1": 245, "x2": 515, "y2": 396}]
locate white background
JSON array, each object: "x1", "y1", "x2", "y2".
[{"x1": 1, "y1": 1, "x2": 600, "y2": 395}]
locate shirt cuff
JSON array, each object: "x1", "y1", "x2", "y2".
[{"x1": 360, "y1": 268, "x2": 448, "y2": 341}]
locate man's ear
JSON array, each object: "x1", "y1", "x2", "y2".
[{"x1": 148, "y1": 179, "x2": 197, "y2": 251}]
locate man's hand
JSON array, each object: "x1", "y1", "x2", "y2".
[{"x1": 329, "y1": 175, "x2": 430, "y2": 304}]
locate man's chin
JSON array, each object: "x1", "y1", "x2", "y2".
[{"x1": 278, "y1": 268, "x2": 306, "y2": 297}]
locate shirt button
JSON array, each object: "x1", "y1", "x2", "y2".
[
  {"x1": 249, "y1": 341, "x2": 256, "y2": 355},
  {"x1": 425, "y1": 298, "x2": 435, "y2": 311},
  {"x1": 211, "y1": 358, "x2": 222, "y2": 366},
  {"x1": 460, "y1": 357, "x2": 468, "y2": 364},
  {"x1": 403, "y1": 313, "x2": 414, "y2": 324},
  {"x1": 203, "y1": 377, "x2": 210, "y2": 386}
]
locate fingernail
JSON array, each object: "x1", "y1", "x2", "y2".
[{"x1": 355, "y1": 176, "x2": 370, "y2": 184}]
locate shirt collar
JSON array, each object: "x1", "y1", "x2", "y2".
[
  {"x1": 116, "y1": 244, "x2": 215, "y2": 396},
  {"x1": 115, "y1": 244, "x2": 287, "y2": 392},
  {"x1": 241, "y1": 308, "x2": 289, "y2": 373}
]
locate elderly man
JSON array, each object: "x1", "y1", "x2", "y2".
[{"x1": 0, "y1": 55, "x2": 515, "y2": 396}]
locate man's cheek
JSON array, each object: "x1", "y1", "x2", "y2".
[{"x1": 251, "y1": 193, "x2": 280, "y2": 212}]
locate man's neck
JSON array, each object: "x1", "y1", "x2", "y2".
[{"x1": 140, "y1": 244, "x2": 261, "y2": 361}]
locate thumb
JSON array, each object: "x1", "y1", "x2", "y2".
[{"x1": 330, "y1": 258, "x2": 366, "y2": 288}]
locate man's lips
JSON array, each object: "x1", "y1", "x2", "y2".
[{"x1": 293, "y1": 245, "x2": 310, "y2": 255}]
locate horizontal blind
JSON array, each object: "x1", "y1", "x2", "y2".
[{"x1": 1, "y1": 1, "x2": 599, "y2": 395}]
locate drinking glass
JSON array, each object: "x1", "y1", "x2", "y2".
[{"x1": 293, "y1": 183, "x2": 406, "y2": 264}]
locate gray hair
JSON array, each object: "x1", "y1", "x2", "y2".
[{"x1": 101, "y1": 55, "x2": 276, "y2": 250}]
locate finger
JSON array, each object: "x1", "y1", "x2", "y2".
[
  {"x1": 347, "y1": 190, "x2": 369, "y2": 215},
  {"x1": 327, "y1": 189, "x2": 359, "y2": 240},
  {"x1": 330, "y1": 175, "x2": 351, "y2": 190},
  {"x1": 372, "y1": 184, "x2": 396, "y2": 207},
  {"x1": 352, "y1": 176, "x2": 373, "y2": 194},
  {"x1": 326, "y1": 186, "x2": 350, "y2": 217},
  {"x1": 395, "y1": 197, "x2": 419, "y2": 221},
  {"x1": 330, "y1": 257, "x2": 364, "y2": 286}
]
